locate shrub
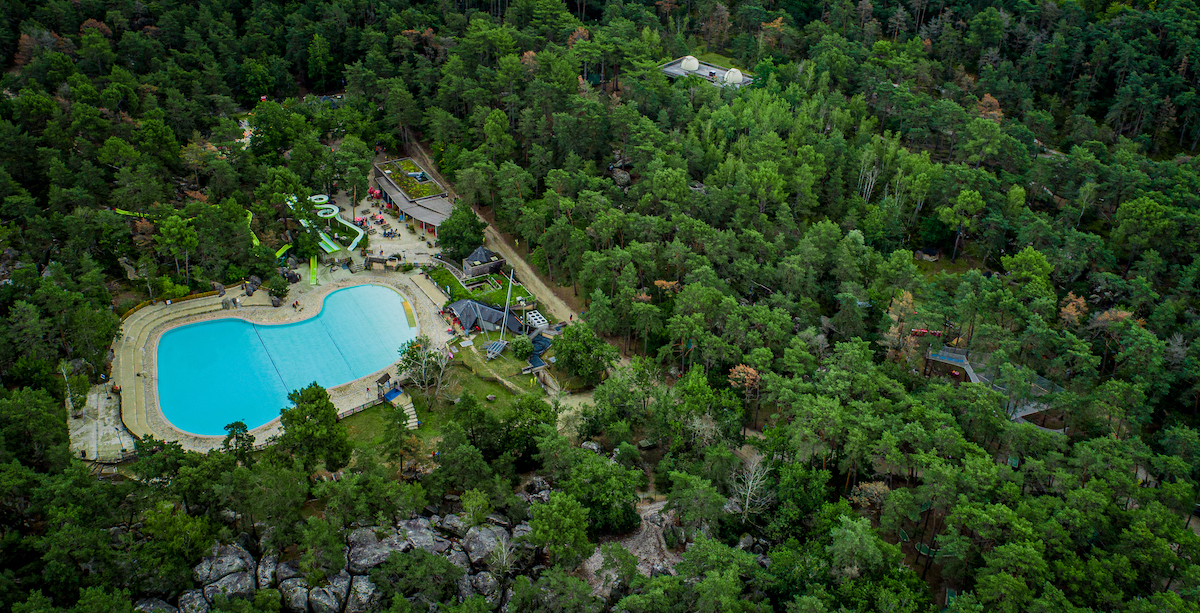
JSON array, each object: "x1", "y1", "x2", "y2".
[
  {"x1": 266, "y1": 275, "x2": 290, "y2": 299},
  {"x1": 512, "y1": 335, "x2": 534, "y2": 360}
]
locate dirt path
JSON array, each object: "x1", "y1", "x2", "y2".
[
  {"x1": 404, "y1": 141, "x2": 579, "y2": 324},
  {"x1": 483, "y1": 226, "x2": 578, "y2": 323}
]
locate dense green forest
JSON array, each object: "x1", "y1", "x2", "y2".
[{"x1": 4, "y1": 0, "x2": 1200, "y2": 611}]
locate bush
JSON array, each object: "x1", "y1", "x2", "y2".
[
  {"x1": 511, "y1": 335, "x2": 534, "y2": 360},
  {"x1": 225, "y1": 265, "x2": 248, "y2": 284},
  {"x1": 266, "y1": 275, "x2": 290, "y2": 299},
  {"x1": 402, "y1": 263, "x2": 415, "y2": 272},
  {"x1": 116, "y1": 299, "x2": 140, "y2": 314}
]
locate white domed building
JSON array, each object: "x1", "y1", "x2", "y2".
[{"x1": 658, "y1": 56, "x2": 752, "y2": 88}]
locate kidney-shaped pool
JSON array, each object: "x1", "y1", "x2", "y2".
[{"x1": 156, "y1": 284, "x2": 418, "y2": 436}]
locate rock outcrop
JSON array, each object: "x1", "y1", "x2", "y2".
[{"x1": 463, "y1": 525, "x2": 510, "y2": 565}]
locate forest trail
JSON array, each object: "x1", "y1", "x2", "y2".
[
  {"x1": 482, "y1": 225, "x2": 579, "y2": 323},
  {"x1": 406, "y1": 141, "x2": 581, "y2": 324}
]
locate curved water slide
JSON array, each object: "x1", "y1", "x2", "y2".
[{"x1": 307, "y1": 195, "x2": 366, "y2": 251}]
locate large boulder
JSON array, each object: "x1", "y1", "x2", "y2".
[
  {"x1": 462, "y1": 525, "x2": 510, "y2": 565},
  {"x1": 257, "y1": 554, "x2": 277, "y2": 589},
  {"x1": 177, "y1": 591, "x2": 209, "y2": 613},
  {"x1": 276, "y1": 560, "x2": 301, "y2": 583},
  {"x1": 399, "y1": 517, "x2": 437, "y2": 552},
  {"x1": 309, "y1": 571, "x2": 352, "y2": 613},
  {"x1": 446, "y1": 545, "x2": 470, "y2": 569},
  {"x1": 203, "y1": 571, "x2": 255, "y2": 604},
  {"x1": 194, "y1": 544, "x2": 256, "y2": 585},
  {"x1": 433, "y1": 536, "x2": 452, "y2": 553},
  {"x1": 440, "y1": 513, "x2": 468, "y2": 537},
  {"x1": 279, "y1": 578, "x2": 309, "y2": 613},
  {"x1": 473, "y1": 572, "x2": 500, "y2": 607},
  {"x1": 348, "y1": 527, "x2": 410, "y2": 574},
  {"x1": 457, "y1": 574, "x2": 476, "y2": 601},
  {"x1": 136, "y1": 597, "x2": 178, "y2": 612},
  {"x1": 511, "y1": 522, "x2": 532, "y2": 541},
  {"x1": 344, "y1": 576, "x2": 381, "y2": 613}
]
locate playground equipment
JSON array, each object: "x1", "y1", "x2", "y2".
[
  {"x1": 294, "y1": 194, "x2": 366, "y2": 252},
  {"x1": 245, "y1": 210, "x2": 260, "y2": 247}
]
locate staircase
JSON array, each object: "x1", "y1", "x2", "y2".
[
  {"x1": 401, "y1": 402, "x2": 419, "y2": 430},
  {"x1": 349, "y1": 261, "x2": 364, "y2": 273}
]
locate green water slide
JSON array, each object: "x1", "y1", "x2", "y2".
[{"x1": 310, "y1": 256, "x2": 318, "y2": 285}]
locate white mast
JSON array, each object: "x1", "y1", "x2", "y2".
[{"x1": 498, "y1": 268, "x2": 515, "y2": 342}]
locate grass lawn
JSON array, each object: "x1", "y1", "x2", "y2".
[
  {"x1": 696, "y1": 52, "x2": 752, "y2": 73},
  {"x1": 343, "y1": 403, "x2": 390, "y2": 446}
]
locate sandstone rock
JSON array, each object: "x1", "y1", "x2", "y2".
[
  {"x1": 308, "y1": 587, "x2": 341, "y2": 613},
  {"x1": 135, "y1": 597, "x2": 178, "y2": 612},
  {"x1": 400, "y1": 517, "x2": 437, "y2": 552},
  {"x1": 486, "y1": 513, "x2": 511, "y2": 529},
  {"x1": 279, "y1": 578, "x2": 309, "y2": 613},
  {"x1": 511, "y1": 522, "x2": 532, "y2": 541},
  {"x1": 433, "y1": 536, "x2": 452, "y2": 553},
  {"x1": 446, "y1": 547, "x2": 470, "y2": 569},
  {"x1": 257, "y1": 554, "x2": 277, "y2": 589},
  {"x1": 737, "y1": 534, "x2": 754, "y2": 551},
  {"x1": 344, "y1": 576, "x2": 381, "y2": 613},
  {"x1": 473, "y1": 571, "x2": 500, "y2": 606},
  {"x1": 457, "y1": 574, "x2": 476, "y2": 601},
  {"x1": 203, "y1": 571, "x2": 255, "y2": 604},
  {"x1": 348, "y1": 527, "x2": 410, "y2": 574},
  {"x1": 309, "y1": 571, "x2": 352, "y2": 613},
  {"x1": 463, "y1": 525, "x2": 510, "y2": 565},
  {"x1": 194, "y1": 544, "x2": 256, "y2": 585},
  {"x1": 525, "y1": 476, "x2": 550, "y2": 494},
  {"x1": 177, "y1": 591, "x2": 209, "y2": 613},
  {"x1": 441, "y1": 513, "x2": 468, "y2": 537},
  {"x1": 276, "y1": 560, "x2": 301, "y2": 583},
  {"x1": 581, "y1": 441, "x2": 603, "y2": 454},
  {"x1": 612, "y1": 168, "x2": 631, "y2": 187}
]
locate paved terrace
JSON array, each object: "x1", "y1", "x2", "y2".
[{"x1": 109, "y1": 274, "x2": 451, "y2": 453}]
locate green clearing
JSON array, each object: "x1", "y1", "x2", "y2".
[
  {"x1": 429, "y1": 268, "x2": 534, "y2": 307},
  {"x1": 349, "y1": 342, "x2": 543, "y2": 445},
  {"x1": 913, "y1": 253, "x2": 986, "y2": 278},
  {"x1": 696, "y1": 52, "x2": 751, "y2": 74},
  {"x1": 343, "y1": 403, "x2": 390, "y2": 446}
]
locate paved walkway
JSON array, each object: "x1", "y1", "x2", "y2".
[{"x1": 410, "y1": 273, "x2": 449, "y2": 309}]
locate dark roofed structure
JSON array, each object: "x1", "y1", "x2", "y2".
[
  {"x1": 462, "y1": 245, "x2": 505, "y2": 277},
  {"x1": 447, "y1": 299, "x2": 524, "y2": 334}
]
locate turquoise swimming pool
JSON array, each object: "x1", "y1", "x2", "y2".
[{"x1": 156, "y1": 284, "x2": 418, "y2": 436}]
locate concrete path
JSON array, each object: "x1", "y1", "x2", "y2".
[{"x1": 411, "y1": 273, "x2": 449, "y2": 309}]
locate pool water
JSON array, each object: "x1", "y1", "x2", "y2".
[{"x1": 156, "y1": 284, "x2": 418, "y2": 435}]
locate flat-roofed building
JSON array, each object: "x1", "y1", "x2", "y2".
[{"x1": 659, "y1": 56, "x2": 752, "y2": 88}]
